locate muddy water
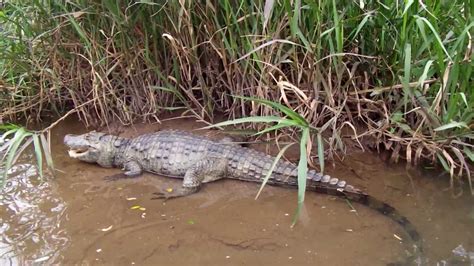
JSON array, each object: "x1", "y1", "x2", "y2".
[{"x1": 1, "y1": 116, "x2": 473, "y2": 265}]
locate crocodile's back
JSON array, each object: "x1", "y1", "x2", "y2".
[
  {"x1": 221, "y1": 145, "x2": 299, "y2": 183},
  {"x1": 117, "y1": 130, "x2": 215, "y2": 176},
  {"x1": 118, "y1": 130, "x2": 297, "y2": 182},
  {"x1": 119, "y1": 130, "x2": 315, "y2": 185}
]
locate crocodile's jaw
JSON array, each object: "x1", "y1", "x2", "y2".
[
  {"x1": 68, "y1": 147, "x2": 92, "y2": 159},
  {"x1": 64, "y1": 132, "x2": 115, "y2": 167}
]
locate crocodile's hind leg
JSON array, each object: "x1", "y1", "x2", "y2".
[{"x1": 152, "y1": 157, "x2": 228, "y2": 200}]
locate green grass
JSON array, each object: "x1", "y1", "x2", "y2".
[
  {"x1": 0, "y1": 0, "x2": 472, "y2": 199},
  {"x1": 0, "y1": 124, "x2": 54, "y2": 186}
]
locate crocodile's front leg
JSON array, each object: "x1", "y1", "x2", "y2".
[
  {"x1": 152, "y1": 157, "x2": 228, "y2": 200},
  {"x1": 104, "y1": 160, "x2": 142, "y2": 181}
]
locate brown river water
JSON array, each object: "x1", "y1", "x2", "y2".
[{"x1": 1, "y1": 115, "x2": 473, "y2": 265}]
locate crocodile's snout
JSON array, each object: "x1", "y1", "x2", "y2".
[
  {"x1": 64, "y1": 134, "x2": 92, "y2": 159},
  {"x1": 63, "y1": 134, "x2": 74, "y2": 145},
  {"x1": 64, "y1": 134, "x2": 88, "y2": 147}
]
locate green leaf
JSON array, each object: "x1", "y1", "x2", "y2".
[
  {"x1": 0, "y1": 124, "x2": 20, "y2": 131},
  {"x1": 0, "y1": 128, "x2": 19, "y2": 143},
  {"x1": 253, "y1": 121, "x2": 295, "y2": 136},
  {"x1": 391, "y1": 112, "x2": 404, "y2": 123},
  {"x1": 255, "y1": 142, "x2": 294, "y2": 200},
  {"x1": 417, "y1": 60, "x2": 434, "y2": 87},
  {"x1": 397, "y1": 122, "x2": 414, "y2": 134},
  {"x1": 436, "y1": 153, "x2": 450, "y2": 172},
  {"x1": 12, "y1": 137, "x2": 33, "y2": 166},
  {"x1": 463, "y1": 147, "x2": 474, "y2": 162},
  {"x1": 434, "y1": 121, "x2": 469, "y2": 131},
  {"x1": 317, "y1": 133, "x2": 325, "y2": 174},
  {"x1": 40, "y1": 133, "x2": 54, "y2": 171},
  {"x1": 351, "y1": 14, "x2": 370, "y2": 40},
  {"x1": 403, "y1": 43, "x2": 412, "y2": 94},
  {"x1": 2, "y1": 128, "x2": 30, "y2": 183},
  {"x1": 414, "y1": 15, "x2": 452, "y2": 61},
  {"x1": 402, "y1": 0, "x2": 415, "y2": 15},
  {"x1": 232, "y1": 95, "x2": 309, "y2": 127},
  {"x1": 263, "y1": 0, "x2": 275, "y2": 30},
  {"x1": 32, "y1": 134, "x2": 43, "y2": 179},
  {"x1": 292, "y1": 128, "x2": 309, "y2": 227},
  {"x1": 202, "y1": 116, "x2": 283, "y2": 129}
]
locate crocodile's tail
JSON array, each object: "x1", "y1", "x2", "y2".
[
  {"x1": 265, "y1": 166, "x2": 422, "y2": 262},
  {"x1": 303, "y1": 177, "x2": 423, "y2": 264}
]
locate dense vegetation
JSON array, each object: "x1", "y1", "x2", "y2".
[{"x1": 0, "y1": 1, "x2": 473, "y2": 194}]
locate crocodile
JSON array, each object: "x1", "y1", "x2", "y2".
[{"x1": 64, "y1": 130, "x2": 423, "y2": 259}]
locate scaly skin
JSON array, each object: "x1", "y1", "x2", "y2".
[{"x1": 64, "y1": 130, "x2": 423, "y2": 262}]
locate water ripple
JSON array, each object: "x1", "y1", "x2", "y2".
[{"x1": 0, "y1": 162, "x2": 69, "y2": 265}]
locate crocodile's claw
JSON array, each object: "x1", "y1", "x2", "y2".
[
  {"x1": 151, "y1": 188, "x2": 181, "y2": 201},
  {"x1": 151, "y1": 187, "x2": 199, "y2": 201},
  {"x1": 103, "y1": 173, "x2": 128, "y2": 182}
]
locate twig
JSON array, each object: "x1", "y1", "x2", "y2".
[
  {"x1": 349, "y1": 79, "x2": 438, "y2": 95},
  {"x1": 40, "y1": 98, "x2": 96, "y2": 133}
]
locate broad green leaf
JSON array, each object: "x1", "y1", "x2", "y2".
[
  {"x1": 32, "y1": 134, "x2": 43, "y2": 179},
  {"x1": 0, "y1": 124, "x2": 20, "y2": 131},
  {"x1": 40, "y1": 133, "x2": 54, "y2": 170},
  {"x1": 2, "y1": 128, "x2": 30, "y2": 182},
  {"x1": 232, "y1": 95, "x2": 309, "y2": 127},
  {"x1": 292, "y1": 128, "x2": 309, "y2": 227},
  {"x1": 202, "y1": 116, "x2": 283, "y2": 129},
  {"x1": 253, "y1": 120, "x2": 298, "y2": 136},
  {"x1": 0, "y1": 129, "x2": 18, "y2": 143}
]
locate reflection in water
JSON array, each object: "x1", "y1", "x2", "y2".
[{"x1": 0, "y1": 158, "x2": 69, "y2": 265}]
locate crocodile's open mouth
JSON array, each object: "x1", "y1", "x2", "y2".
[{"x1": 68, "y1": 148, "x2": 90, "y2": 158}]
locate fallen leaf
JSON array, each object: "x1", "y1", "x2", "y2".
[
  {"x1": 393, "y1": 234, "x2": 403, "y2": 241},
  {"x1": 100, "y1": 225, "x2": 113, "y2": 232}
]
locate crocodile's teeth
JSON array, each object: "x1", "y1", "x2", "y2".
[
  {"x1": 68, "y1": 149, "x2": 88, "y2": 158},
  {"x1": 337, "y1": 180, "x2": 346, "y2": 188},
  {"x1": 329, "y1": 178, "x2": 339, "y2": 185},
  {"x1": 321, "y1": 175, "x2": 330, "y2": 183},
  {"x1": 312, "y1": 173, "x2": 322, "y2": 182}
]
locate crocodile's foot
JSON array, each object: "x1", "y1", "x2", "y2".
[
  {"x1": 151, "y1": 187, "x2": 199, "y2": 201},
  {"x1": 151, "y1": 188, "x2": 185, "y2": 201},
  {"x1": 103, "y1": 173, "x2": 129, "y2": 182}
]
